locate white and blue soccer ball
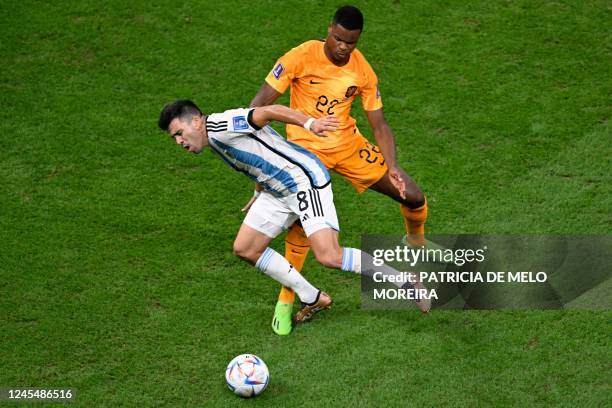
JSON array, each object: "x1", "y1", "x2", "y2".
[{"x1": 225, "y1": 354, "x2": 269, "y2": 398}]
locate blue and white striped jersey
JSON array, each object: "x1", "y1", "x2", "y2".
[{"x1": 206, "y1": 108, "x2": 331, "y2": 197}]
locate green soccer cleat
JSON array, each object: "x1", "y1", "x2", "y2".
[{"x1": 271, "y1": 301, "x2": 293, "y2": 336}]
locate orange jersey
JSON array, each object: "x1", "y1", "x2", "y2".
[{"x1": 265, "y1": 40, "x2": 383, "y2": 151}]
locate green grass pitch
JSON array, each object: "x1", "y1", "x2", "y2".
[{"x1": 1, "y1": 0, "x2": 610, "y2": 406}]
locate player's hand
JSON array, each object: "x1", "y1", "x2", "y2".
[
  {"x1": 241, "y1": 195, "x2": 257, "y2": 212},
  {"x1": 310, "y1": 115, "x2": 339, "y2": 137},
  {"x1": 241, "y1": 187, "x2": 262, "y2": 212},
  {"x1": 388, "y1": 165, "x2": 406, "y2": 200}
]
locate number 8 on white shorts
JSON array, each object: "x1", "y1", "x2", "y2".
[{"x1": 244, "y1": 184, "x2": 340, "y2": 239}]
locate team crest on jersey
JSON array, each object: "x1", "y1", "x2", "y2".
[
  {"x1": 233, "y1": 116, "x2": 248, "y2": 130},
  {"x1": 345, "y1": 85, "x2": 358, "y2": 98},
  {"x1": 272, "y1": 63, "x2": 284, "y2": 79}
]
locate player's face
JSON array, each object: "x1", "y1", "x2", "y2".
[
  {"x1": 325, "y1": 23, "x2": 361, "y2": 65},
  {"x1": 167, "y1": 116, "x2": 207, "y2": 154}
]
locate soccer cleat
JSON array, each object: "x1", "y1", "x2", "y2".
[
  {"x1": 271, "y1": 301, "x2": 293, "y2": 336},
  {"x1": 401, "y1": 280, "x2": 432, "y2": 313},
  {"x1": 293, "y1": 291, "x2": 333, "y2": 324}
]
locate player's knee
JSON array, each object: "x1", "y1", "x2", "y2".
[
  {"x1": 403, "y1": 189, "x2": 425, "y2": 209},
  {"x1": 233, "y1": 241, "x2": 259, "y2": 264}
]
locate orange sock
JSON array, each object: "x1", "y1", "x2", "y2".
[
  {"x1": 400, "y1": 198, "x2": 428, "y2": 246},
  {"x1": 278, "y1": 223, "x2": 311, "y2": 304}
]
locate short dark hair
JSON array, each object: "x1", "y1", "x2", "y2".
[
  {"x1": 332, "y1": 5, "x2": 364, "y2": 31},
  {"x1": 158, "y1": 99, "x2": 202, "y2": 131}
]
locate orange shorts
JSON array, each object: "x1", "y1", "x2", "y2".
[{"x1": 293, "y1": 131, "x2": 388, "y2": 193}]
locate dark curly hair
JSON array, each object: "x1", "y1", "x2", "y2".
[
  {"x1": 332, "y1": 5, "x2": 364, "y2": 31},
  {"x1": 158, "y1": 99, "x2": 202, "y2": 131}
]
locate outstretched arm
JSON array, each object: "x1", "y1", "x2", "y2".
[
  {"x1": 250, "y1": 83, "x2": 283, "y2": 107},
  {"x1": 251, "y1": 105, "x2": 338, "y2": 137},
  {"x1": 365, "y1": 108, "x2": 406, "y2": 199}
]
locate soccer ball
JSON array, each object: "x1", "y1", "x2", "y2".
[{"x1": 225, "y1": 354, "x2": 269, "y2": 398}]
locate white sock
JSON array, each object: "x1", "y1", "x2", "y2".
[
  {"x1": 341, "y1": 247, "x2": 362, "y2": 273},
  {"x1": 342, "y1": 247, "x2": 410, "y2": 288},
  {"x1": 255, "y1": 248, "x2": 319, "y2": 304}
]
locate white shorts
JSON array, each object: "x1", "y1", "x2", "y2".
[{"x1": 243, "y1": 185, "x2": 339, "y2": 239}]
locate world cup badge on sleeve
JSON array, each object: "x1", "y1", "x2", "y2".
[
  {"x1": 233, "y1": 116, "x2": 249, "y2": 130},
  {"x1": 272, "y1": 63, "x2": 284, "y2": 79}
]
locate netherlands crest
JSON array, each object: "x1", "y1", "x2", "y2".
[{"x1": 345, "y1": 85, "x2": 358, "y2": 98}]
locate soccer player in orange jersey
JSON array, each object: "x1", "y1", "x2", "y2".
[{"x1": 247, "y1": 5, "x2": 428, "y2": 335}]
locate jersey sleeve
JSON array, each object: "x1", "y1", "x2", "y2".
[
  {"x1": 225, "y1": 108, "x2": 262, "y2": 134},
  {"x1": 359, "y1": 58, "x2": 383, "y2": 112},
  {"x1": 207, "y1": 108, "x2": 259, "y2": 144},
  {"x1": 264, "y1": 45, "x2": 304, "y2": 94}
]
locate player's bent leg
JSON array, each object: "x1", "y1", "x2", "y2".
[
  {"x1": 308, "y1": 229, "x2": 431, "y2": 313},
  {"x1": 273, "y1": 223, "x2": 311, "y2": 335},
  {"x1": 370, "y1": 168, "x2": 425, "y2": 209},
  {"x1": 233, "y1": 223, "x2": 274, "y2": 265},
  {"x1": 308, "y1": 228, "x2": 343, "y2": 269},
  {"x1": 370, "y1": 169, "x2": 428, "y2": 246},
  {"x1": 234, "y1": 223, "x2": 321, "y2": 301}
]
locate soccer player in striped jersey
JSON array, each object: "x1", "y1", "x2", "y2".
[
  {"x1": 248, "y1": 5, "x2": 430, "y2": 335},
  {"x1": 157, "y1": 100, "x2": 431, "y2": 326}
]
